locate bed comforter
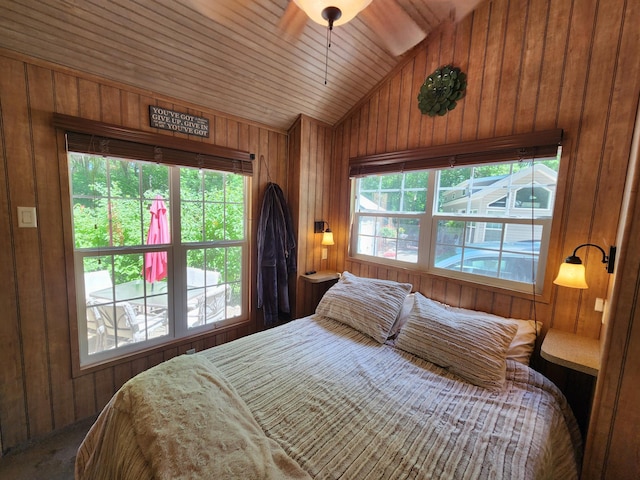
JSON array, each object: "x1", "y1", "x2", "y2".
[{"x1": 76, "y1": 315, "x2": 582, "y2": 479}]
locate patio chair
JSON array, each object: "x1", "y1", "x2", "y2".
[
  {"x1": 186, "y1": 267, "x2": 220, "y2": 287},
  {"x1": 84, "y1": 270, "x2": 113, "y2": 301},
  {"x1": 93, "y1": 301, "x2": 167, "y2": 347},
  {"x1": 189, "y1": 284, "x2": 228, "y2": 327},
  {"x1": 86, "y1": 300, "x2": 108, "y2": 354},
  {"x1": 186, "y1": 267, "x2": 222, "y2": 318}
]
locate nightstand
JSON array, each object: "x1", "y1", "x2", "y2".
[
  {"x1": 300, "y1": 271, "x2": 341, "y2": 284},
  {"x1": 299, "y1": 271, "x2": 340, "y2": 316},
  {"x1": 540, "y1": 328, "x2": 600, "y2": 376},
  {"x1": 541, "y1": 328, "x2": 600, "y2": 438}
]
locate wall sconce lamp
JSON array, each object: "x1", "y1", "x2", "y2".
[
  {"x1": 314, "y1": 221, "x2": 335, "y2": 246},
  {"x1": 553, "y1": 243, "x2": 617, "y2": 289}
]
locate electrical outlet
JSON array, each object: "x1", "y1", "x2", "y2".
[
  {"x1": 595, "y1": 298, "x2": 605, "y2": 312},
  {"x1": 322, "y1": 247, "x2": 328, "y2": 260}
]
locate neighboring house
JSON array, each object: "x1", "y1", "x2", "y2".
[
  {"x1": 440, "y1": 164, "x2": 557, "y2": 244},
  {"x1": 440, "y1": 164, "x2": 557, "y2": 215}
]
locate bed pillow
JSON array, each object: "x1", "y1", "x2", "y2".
[
  {"x1": 448, "y1": 305, "x2": 541, "y2": 365},
  {"x1": 316, "y1": 271, "x2": 412, "y2": 344},
  {"x1": 388, "y1": 293, "x2": 415, "y2": 339},
  {"x1": 394, "y1": 293, "x2": 518, "y2": 390}
]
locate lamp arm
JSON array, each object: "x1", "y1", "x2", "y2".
[
  {"x1": 313, "y1": 220, "x2": 332, "y2": 234},
  {"x1": 571, "y1": 243, "x2": 617, "y2": 274},
  {"x1": 571, "y1": 243, "x2": 607, "y2": 263}
]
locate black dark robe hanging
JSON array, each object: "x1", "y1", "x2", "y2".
[{"x1": 257, "y1": 183, "x2": 297, "y2": 326}]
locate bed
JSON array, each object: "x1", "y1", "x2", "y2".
[{"x1": 75, "y1": 272, "x2": 582, "y2": 479}]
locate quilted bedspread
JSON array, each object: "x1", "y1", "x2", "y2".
[
  {"x1": 205, "y1": 315, "x2": 582, "y2": 479},
  {"x1": 76, "y1": 315, "x2": 582, "y2": 479},
  {"x1": 75, "y1": 354, "x2": 310, "y2": 480}
]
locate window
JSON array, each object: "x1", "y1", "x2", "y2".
[
  {"x1": 70, "y1": 152, "x2": 249, "y2": 366},
  {"x1": 514, "y1": 186, "x2": 551, "y2": 209},
  {"x1": 351, "y1": 156, "x2": 560, "y2": 293},
  {"x1": 489, "y1": 196, "x2": 507, "y2": 208},
  {"x1": 53, "y1": 113, "x2": 254, "y2": 369}
]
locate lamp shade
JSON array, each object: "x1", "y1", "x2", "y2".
[
  {"x1": 553, "y1": 262, "x2": 589, "y2": 289},
  {"x1": 294, "y1": 0, "x2": 372, "y2": 26},
  {"x1": 321, "y1": 230, "x2": 335, "y2": 246}
]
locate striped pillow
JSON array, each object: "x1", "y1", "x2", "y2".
[
  {"x1": 316, "y1": 272, "x2": 412, "y2": 344},
  {"x1": 395, "y1": 293, "x2": 518, "y2": 390}
]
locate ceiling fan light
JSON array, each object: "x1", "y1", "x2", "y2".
[{"x1": 294, "y1": 0, "x2": 372, "y2": 27}]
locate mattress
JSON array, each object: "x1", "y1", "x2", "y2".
[{"x1": 76, "y1": 314, "x2": 582, "y2": 479}]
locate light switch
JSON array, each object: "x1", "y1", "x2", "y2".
[
  {"x1": 17, "y1": 206, "x2": 37, "y2": 228},
  {"x1": 322, "y1": 247, "x2": 328, "y2": 260}
]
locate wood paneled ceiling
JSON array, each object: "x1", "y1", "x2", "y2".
[{"x1": 0, "y1": 0, "x2": 483, "y2": 130}]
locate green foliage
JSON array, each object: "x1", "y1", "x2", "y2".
[
  {"x1": 403, "y1": 171, "x2": 429, "y2": 188},
  {"x1": 438, "y1": 167, "x2": 471, "y2": 188},
  {"x1": 186, "y1": 247, "x2": 241, "y2": 283},
  {"x1": 402, "y1": 190, "x2": 427, "y2": 212},
  {"x1": 70, "y1": 154, "x2": 245, "y2": 285},
  {"x1": 380, "y1": 173, "x2": 402, "y2": 190},
  {"x1": 358, "y1": 171, "x2": 429, "y2": 213},
  {"x1": 380, "y1": 226, "x2": 397, "y2": 238}
]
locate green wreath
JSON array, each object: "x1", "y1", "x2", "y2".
[{"x1": 417, "y1": 65, "x2": 467, "y2": 117}]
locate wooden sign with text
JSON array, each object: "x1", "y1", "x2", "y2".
[{"x1": 149, "y1": 106, "x2": 209, "y2": 138}]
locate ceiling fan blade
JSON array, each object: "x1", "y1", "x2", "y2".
[
  {"x1": 361, "y1": 0, "x2": 426, "y2": 56},
  {"x1": 278, "y1": 1, "x2": 308, "y2": 40}
]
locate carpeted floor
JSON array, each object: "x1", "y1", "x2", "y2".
[{"x1": 0, "y1": 416, "x2": 96, "y2": 480}]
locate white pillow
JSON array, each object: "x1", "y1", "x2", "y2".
[
  {"x1": 388, "y1": 293, "x2": 415, "y2": 339},
  {"x1": 394, "y1": 293, "x2": 518, "y2": 390},
  {"x1": 447, "y1": 305, "x2": 541, "y2": 365},
  {"x1": 316, "y1": 272, "x2": 412, "y2": 344}
]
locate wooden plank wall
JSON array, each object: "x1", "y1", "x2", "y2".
[
  {"x1": 290, "y1": 115, "x2": 335, "y2": 318},
  {"x1": 584, "y1": 97, "x2": 640, "y2": 479},
  {"x1": 0, "y1": 50, "x2": 288, "y2": 451},
  {"x1": 328, "y1": 0, "x2": 639, "y2": 339}
]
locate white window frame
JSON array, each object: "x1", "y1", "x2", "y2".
[
  {"x1": 70, "y1": 154, "x2": 250, "y2": 367},
  {"x1": 350, "y1": 160, "x2": 558, "y2": 294}
]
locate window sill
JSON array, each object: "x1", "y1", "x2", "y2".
[{"x1": 72, "y1": 316, "x2": 252, "y2": 378}]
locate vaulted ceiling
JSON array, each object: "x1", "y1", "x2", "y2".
[{"x1": 0, "y1": 0, "x2": 484, "y2": 130}]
